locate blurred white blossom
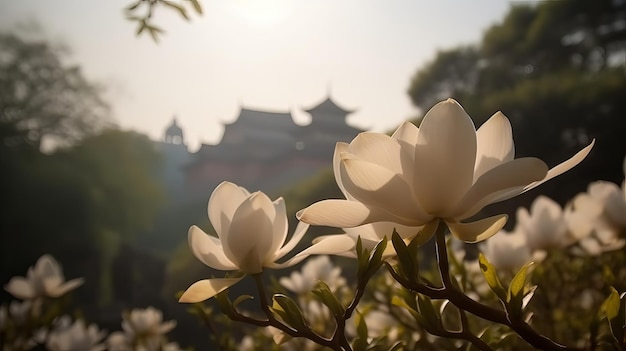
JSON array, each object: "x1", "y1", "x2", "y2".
[
  {"x1": 279, "y1": 255, "x2": 346, "y2": 294},
  {"x1": 107, "y1": 307, "x2": 177, "y2": 351},
  {"x1": 516, "y1": 196, "x2": 573, "y2": 251},
  {"x1": 4, "y1": 255, "x2": 84, "y2": 300},
  {"x1": 565, "y1": 186, "x2": 625, "y2": 256},
  {"x1": 46, "y1": 316, "x2": 106, "y2": 351},
  {"x1": 480, "y1": 229, "x2": 534, "y2": 272}
]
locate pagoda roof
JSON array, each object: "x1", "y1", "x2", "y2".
[
  {"x1": 304, "y1": 96, "x2": 355, "y2": 115},
  {"x1": 165, "y1": 117, "x2": 183, "y2": 135},
  {"x1": 224, "y1": 108, "x2": 298, "y2": 130}
]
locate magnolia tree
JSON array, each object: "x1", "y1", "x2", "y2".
[
  {"x1": 2, "y1": 99, "x2": 624, "y2": 350},
  {"x1": 179, "y1": 99, "x2": 625, "y2": 351}
]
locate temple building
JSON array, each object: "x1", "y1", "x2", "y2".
[{"x1": 160, "y1": 96, "x2": 362, "y2": 202}]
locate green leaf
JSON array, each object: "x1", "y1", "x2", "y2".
[
  {"x1": 391, "y1": 296, "x2": 420, "y2": 321},
  {"x1": 478, "y1": 253, "x2": 507, "y2": 302},
  {"x1": 416, "y1": 294, "x2": 444, "y2": 333},
  {"x1": 604, "y1": 287, "x2": 625, "y2": 347},
  {"x1": 136, "y1": 20, "x2": 148, "y2": 36},
  {"x1": 351, "y1": 311, "x2": 369, "y2": 351},
  {"x1": 506, "y1": 261, "x2": 533, "y2": 320},
  {"x1": 356, "y1": 236, "x2": 370, "y2": 278},
  {"x1": 356, "y1": 311, "x2": 368, "y2": 340},
  {"x1": 215, "y1": 290, "x2": 236, "y2": 317},
  {"x1": 125, "y1": 1, "x2": 141, "y2": 11},
  {"x1": 162, "y1": 0, "x2": 190, "y2": 20},
  {"x1": 312, "y1": 281, "x2": 345, "y2": 318},
  {"x1": 190, "y1": 0, "x2": 203, "y2": 14},
  {"x1": 271, "y1": 294, "x2": 308, "y2": 331},
  {"x1": 392, "y1": 230, "x2": 418, "y2": 281},
  {"x1": 145, "y1": 24, "x2": 163, "y2": 42},
  {"x1": 366, "y1": 236, "x2": 388, "y2": 277}
]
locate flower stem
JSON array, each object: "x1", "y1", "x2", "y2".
[
  {"x1": 432, "y1": 221, "x2": 575, "y2": 351},
  {"x1": 251, "y1": 274, "x2": 346, "y2": 351}
]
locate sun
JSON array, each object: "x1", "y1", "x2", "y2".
[{"x1": 226, "y1": 0, "x2": 295, "y2": 28}]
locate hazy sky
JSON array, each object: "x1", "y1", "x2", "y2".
[{"x1": 1, "y1": 0, "x2": 511, "y2": 150}]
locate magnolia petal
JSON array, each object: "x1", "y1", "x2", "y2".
[
  {"x1": 333, "y1": 142, "x2": 353, "y2": 199},
  {"x1": 447, "y1": 214, "x2": 508, "y2": 243},
  {"x1": 391, "y1": 121, "x2": 419, "y2": 185},
  {"x1": 414, "y1": 99, "x2": 477, "y2": 215},
  {"x1": 226, "y1": 193, "x2": 275, "y2": 271},
  {"x1": 158, "y1": 320, "x2": 177, "y2": 334},
  {"x1": 531, "y1": 195, "x2": 563, "y2": 221},
  {"x1": 565, "y1": 193, "x2": 603, "y2": 239},
  {"x1": 46, "y1": 278, "x2": 85, "y2": 298},
  {"x1": 298, "y1": 200, "x2": 371, "y2": 227},
  {"x1": 269, "y1": 197, "x2": 289, "y2": 255},
  {"x1": 347, "y1": 132, "x2": 404, "y2": 174},
  {"x1": 474, "y1": 112, "x2": 515, "y2": 180},
  {"x1": 588, "y1": 181, "x2": 626, "y2": 227},
  {"x1": 341, "y1": 158, "x2": 429, "y2": 223},
  {"x1": 178, "y1": 277, "x2": 244, "y2": 303},
  {"x1": 522, "y1": 140, "x2": 595, "y2": 194},
  {"x1": 455, "y1": 157, "x2": 548, "y2": 219},
  {"x1": 4, "y1": 277, "x2": 35, "y2": 299},
  {"x1": 208, "y1": 182, "x2": 250, "y2": 236},
  {"x1": 273, "y1": 221, "x2": 310, "y2": 261},
  {"x1": 271, "y1": 235, "x2": 358, "y2": 268},
  {"x1": 345, "y1": 222, "x2": 425, "y2": 242},
  {"x1": 297, "y1": 197, "x2": 420, "y2": 228},
  {"x1": 392, "y1": 121, "x2": 419, "y2": 145},
  {"x1": 418, "y1": 218, "x2": 440, "y2": 243},
  {"x1": 188, "y1": 226, "x2": 238, "y2": 271}
]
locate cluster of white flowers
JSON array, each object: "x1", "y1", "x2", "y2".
[
  {"x1": 1, "y1": 255, "x2": 182, "y2": 351},
  {"x1": 481, "y1": 163, "x2": 625, "y2": 271},
  {"x1": 46, "y1": 316, "x2": 107, "y2": 351},
  {"x1": 1, "y1": 255, "x2": 99, "y2": 351},
  {"x1": 107, "y1": 307, "x2": 181, "y2": 351}
]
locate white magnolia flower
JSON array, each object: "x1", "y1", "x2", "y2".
[
  {"x1": 298, "y1": 99, "x2": 593, "y2": 243},
  {"x1": 279, "y1": 255, "x2": 346, "y2": 294},
  {"x1": 585, "y1": 180, "x2": 626, "y2": 230},
  {"x1": 179, "y1": 182, "x2": 354, "y2": 303},
  {"x1": 7, "y1": 299, "x2": 37, "y2": 326},
  {"x1": 480, "y1": 229, "x2": 533, "y2": 272},
  {"x1": 565, "y1": 163, "x2": 626, "y2": 256},
  {"x1": 107, "y1": 307, "x2": 176, "y2": 351},
  {"x1": 4, "y1": 255, "x2": 84, "y2": 300},
  {"x1": 516, "y1": 196, "x2": 573, "y2": 251},
  {"x1": 46, "y1": 316, "x2": 106, "y2": 351}
]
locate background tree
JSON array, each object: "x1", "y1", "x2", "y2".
[
  {"x1": 0, "y1": 129, "x2": 165, "y2": 305},
  {"x1": 0, "y1": 31, "x2": 111, "y2": 151},
  {"x1": 0, "y1": 29, "x2": 165, "y2": 309},
  {"x1": 408, "y1": 0, "x2": 626, "y2": 210}
]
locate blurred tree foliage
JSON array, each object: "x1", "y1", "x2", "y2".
[
  {"x1": 408, "y1": 0, "x2": 626, "y2": 207},
  {"x1": 125, "y1": 0, "x2": 203, "y2": 41},
  {"x1": 0, "y1": 31, "x2": 111, "y2": 151},
  {"x1": 0, "y1": 30, "x2": 165, "y2": 306},
  {"x1": 0, "y1": 130, "x2": 165, "y2": 305}
]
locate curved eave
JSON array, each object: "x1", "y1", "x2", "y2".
[{"x1": 304, "y1": 97, "x2": 356, "y2": 115}]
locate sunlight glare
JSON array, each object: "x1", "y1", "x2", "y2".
[{"x1": 226, "y1": 0, "x2": 295, "y2": 28}]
